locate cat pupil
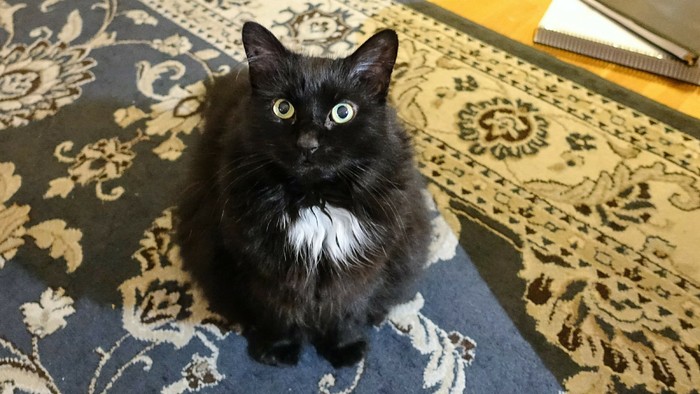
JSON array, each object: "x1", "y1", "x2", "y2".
[
  {"x1": 337, "y1": 105, "x2": 348, "y2": 118},
  {"x1": 279, "y1": 101, "x2": 290, "y2": 114}
]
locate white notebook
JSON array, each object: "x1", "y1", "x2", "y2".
[{"x1": 533, "y1": 0, "x2": 700, "y2": 85}]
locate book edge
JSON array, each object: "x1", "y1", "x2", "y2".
[
  {"x1": 533, "y1": 27, "x2": 700, "y2": 85},
  {"x1": 593, "y1": 0, "x2": 700, "y2": 62},
  {"x1": 582, "y1": 0, "x2": 698, "y2": 65}
]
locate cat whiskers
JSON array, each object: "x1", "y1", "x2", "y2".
[
  {"x1": 198, "y1": 150, "x2": 268, "y2": 199},
  {"x1": 215, "y1": 155, "x2": 275, "y2": 217},
  {"x1": 232, "y1": 62, "x2": 248, "y2": 82},
  {"x1": 213, "y1": 150, "x2": 269, "y2": 182},
  {"x1": 216, "y1": 154, "x2": 273, "y2": 194},
  {"x1": 354, "y1": 164, "x2": 408, "y2": 240}
]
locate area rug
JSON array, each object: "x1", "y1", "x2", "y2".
[{"x1": 0, "y1": 0, "x2": 698, "y2": 393}]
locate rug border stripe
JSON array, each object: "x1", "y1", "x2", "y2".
[{"x1": 403, "y1": 1, "x2": 700, "y2": 136}]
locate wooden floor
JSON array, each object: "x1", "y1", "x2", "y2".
[{"x1": 428, "y1": 0, "x2": 700, "y2": 120}]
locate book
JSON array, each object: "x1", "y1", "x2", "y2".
[
  {"x1": 582, "y1": 0, "x2": 700, "y2": 65},
  {"x1": 533, "y1": 0, "x2": 700, "y2": 85}
]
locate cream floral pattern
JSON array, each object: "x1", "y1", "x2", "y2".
[
  {"x1": 457, "y1": 97, "x2": 549, "y2": 160},
  {"x1": 274, "y1": 3, "x2": 359, "y2": 54},
  {"x1": 123, "y1": 9, "x2": 158, "y2": 25},
  {"x1": 179, "y1": 354, "x2": 224, "y2": 391},
  {"x1": 391, "y1": 40, "x2": 432, "y2": 128},
  {"x1": 2, "y1": 0, "x2": 700, "y2": 393},
  {"x1": 0, "y1": 162, "x2": 83, "y2": 271},
  {"x1": 21, "y1": 287, "x2": 75, "y2": 339},
  {"x1": 152, "y1": 34, "x2": 193, "y2": 56},
  {"x1": 0, "y1": 0, "x2": 104, "y2": 131},
  {"x1": 119, "y1": 210, "x2": 220, "y2": 349},
  {"x1": 45, "y1": 134, "x2": 145, "y2": 201},
  {"x1": 0, "y1": 40, "x2": 95, "y2": 130},
  {"x1": 526, "y1": 162, "x2": 700, "y2": 231},
  {"x1": 47, "y1": 35, "x2": 215, "y2": 201},
  {"x1": 1, "y1": 210, "x2": 228, "y2": 394},
  {"x1": 130, "y1": 66, "x2": 207, "y2": 161},
  {"x1": 388, "y1": 294, "x2": 475, "y2": 393},
  {"x1": 0, "y1": 287, "x2": 75, "y2": 393},
  {"x1": 1, "y1": 0, "x2": 222, "y2": 203}
]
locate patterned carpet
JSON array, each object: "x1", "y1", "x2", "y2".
[{"x1": 1, "y1": 0, "x2": 699, "y2": 393}]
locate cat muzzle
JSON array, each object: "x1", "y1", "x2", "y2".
[{"x1": 297, "y1": 132, "x2": 320, "y2": 160}]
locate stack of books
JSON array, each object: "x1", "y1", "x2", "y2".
[{"x1": 534, "y1": 0, "x2": 700, "y2": 85}]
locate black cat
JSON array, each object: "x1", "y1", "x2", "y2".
[{"x1": 177, "y1": 22, "x2": 430, "y2": 368}]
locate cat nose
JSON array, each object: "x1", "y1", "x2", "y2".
[{"x1": 297, "y1": 133, "x2": 319, "y2": 157}]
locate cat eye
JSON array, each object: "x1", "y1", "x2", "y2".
[
  {"x1": 330, "y1": 103, "x2": 355, "y2": 124},
  {"x1": 273, "y1": 98, "x2": 295, "y2": 120}
]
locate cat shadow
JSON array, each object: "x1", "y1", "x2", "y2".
[{"x1": 2, "y1": 97, "x2": 197, "y2": 307}]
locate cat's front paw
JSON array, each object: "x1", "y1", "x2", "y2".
[
  {"x1": 248, "y1": 339, "x2": 302, "y2": 367},
  {"x1": 318, "y1": 340, "x2": 367, "y2": 368}
]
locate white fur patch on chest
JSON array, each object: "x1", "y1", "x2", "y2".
[{"x1": 283, "y1": 205, "x2": 374, "y2": 269}]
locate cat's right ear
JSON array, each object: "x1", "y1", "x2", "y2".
[
  {"x1": 345, "y1": 29, "x2": 399, "y2": 99},
  {"x1": 242, "y1": 22, "x2": 288, "y2": 88}
]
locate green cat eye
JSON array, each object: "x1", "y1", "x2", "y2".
[
  {"x1": 273, "y1": 98, "x2": 295, "y2": 120},
  {"x1": 330, "y1": 103, "x2": 355, "y2": 124}
]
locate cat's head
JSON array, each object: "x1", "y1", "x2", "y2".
[{"x1": 239, "y1": 21, "x2": 401, "y2": 183}]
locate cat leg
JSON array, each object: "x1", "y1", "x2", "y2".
[
  {"x1": 246, "y1": 323, "x2": 303, "y2": 366},
  {"x1": 367, "y1": 251, "x2": 425, "y2": 326},
  {"x1": 314, "y1": 313, "x2": 368, "y2": 368},
  {"x1": 367, "y1": 305, "x2": 389, "y2": 327}
]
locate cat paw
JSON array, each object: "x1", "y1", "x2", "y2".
[
  {"x1": 248, "y1": 339, "x2": 301, "y2": 366},
  {"x1": 319, "y1": 340, "x2": 367, "y2": 368}
]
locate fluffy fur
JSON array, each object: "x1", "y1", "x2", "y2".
[{"x1": 177, "y1": 22, "x2": 430, "y2": 368}]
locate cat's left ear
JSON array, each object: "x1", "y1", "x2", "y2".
[
  {"x1": 242, "y1": 22, "x2": 288, "y2": 88},
  {"x1": 345, "y1": 29, "x2": 399, "y2": 99}
]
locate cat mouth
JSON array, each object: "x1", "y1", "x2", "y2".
[
  {"x1": 297, "y1": 156, "x2": 316, "y2": 168},
  {"x1": 294, "y1": 159, "x2": 337, "y2": 181},
  {"x1": 296, "y1": 161, "x2": 322, "y2": 174}
]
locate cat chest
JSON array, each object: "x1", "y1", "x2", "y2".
[{"x1": 282, "y1": 205, "x2": 376, "y2": 268}]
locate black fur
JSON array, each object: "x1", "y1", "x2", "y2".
[{"x1": 177, "y1": 22, "x2": 430, "y2": 368}]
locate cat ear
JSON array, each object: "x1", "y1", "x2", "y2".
[
  {"x1": 242, "y1": 22, "x2": 288, "y2": 88},
  {"x1": 345, "y1": 29, "x2": 399, "y2": 99}
]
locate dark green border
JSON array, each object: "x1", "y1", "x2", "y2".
[{"x1": 402, "y1": 1, "x2": 700, "y2": 136}]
